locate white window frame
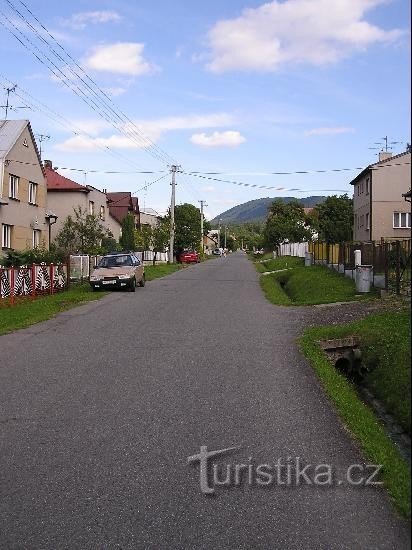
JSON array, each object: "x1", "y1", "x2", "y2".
[
  {"x1": 29, "y1": 181, "x2": 38, "y2": 205},
  {"x1": 365, "y1": 213, "x2": 370, "y2": 230},
  {"x1": 32, "y1": 229, "x2": 41, "y2": 248},
  {"x1": 2, "y1": 224, "x2": 12, "y2": 248},
  {"x1": 393, "y1": 212, "x2": 411, "y2": 229},
  {"x1": 89, "y1": 200, "x2": 95, "y2": 215},
  {"x1": 100, "y1": 205, "x2": 105, "y2": 220},
  {"x1": 366, "y1": 177, "x2": 369, "y2": 195},
  {"x1": 9, "y1": 174, "x2": 19, "y2": 199}
]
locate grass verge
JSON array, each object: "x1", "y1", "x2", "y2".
[
  {"x1": 0, "y1": 284, "x2": 108, "y2": 336},
  {"x1": 259, "y1": 263, "x2": 376, "y2": 306},
  {"x1": 255, "y1": 256, "x2": 304, "y2": 273},
  {"x1": 144, "y1": 262, "x2": 186, "y2": 281},
  {"x1": 300, "y1": 311, "x2": 411, "y2": 518}
]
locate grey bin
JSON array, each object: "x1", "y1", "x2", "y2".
[
  {"x1": 355, "y1": 265, "x2": 373, "y2": 293},
  {"x1": 304, "y1": 252, "x2": 313, "y2": 266}
]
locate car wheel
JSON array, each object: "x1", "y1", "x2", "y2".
[
  {"x1": 139, "y1": 274, "x2": 145, "y2": 287},
  {"x1": 129, "y1": 277, "x2": 136, "y2": 292}
]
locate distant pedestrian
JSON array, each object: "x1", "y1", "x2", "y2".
[{"x1": 219, "y1": 247, "x2": 224, "y2": 257}]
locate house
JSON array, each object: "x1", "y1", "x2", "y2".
[
  {"x1": 350, "y1": 150, "x2": 411, "y2": 241},
  {"x1": 140, "y1": 208, "x2": 160, "y2": 228},
  {"x1": 203, "y1": 233, "x2": 218, "y2": 253},
  {"x1": 0, "y1": 120, "x2": 49, "y2": 252},
  {"x1": 106, "y1": 192, "x2": 140, "y2": 228},
  {"x1": 45, "y1": 160, "x2": 122, "y2": 242}
]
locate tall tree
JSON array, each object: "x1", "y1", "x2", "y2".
[
  {"x1": 264, "y1": 199, "x2": 312, "y2": 249},
  {"x1": 174, "y1": 203, "x2": 202, "y2": 251},
  {"x1": 152, "y1": 217, "x2": 170, "y2": 265},
  {"x1": 313, "y1": 194, "x2": 353, "y2": 243},
  {"x1": 119, "y1": 213, "x2": 136, "y2": 250}
]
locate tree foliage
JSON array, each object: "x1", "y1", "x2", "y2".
[
  {"x1": 264, "y1": 199, "x2": 312, "y2": 248},
  {"x1": 55, "y1": 207, "x2": 108, "y2": 254},
  {"x1": 119, "y1": 213, "x2": 136, "y2": 250},
  {"x1": 174, "y1": 203, "x2": 202, "y2": 251},
  {"x1": 313, "y1": 194, "x2": 353, "y2": 243}
]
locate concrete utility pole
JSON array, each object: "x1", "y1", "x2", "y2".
[
  {"x1": 218, "y1": 218, "x2": 222, "y2": 248},
  {"x1": 224, "y1": 226, "x2": 228, "y2": 249},
  {"x1": 168, "y1": 164, "x2": 180, "y2": 264},
  {"x1": 199, "y1": 200, "x2": 207, "y2": 253}
]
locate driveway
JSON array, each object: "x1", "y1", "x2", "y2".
[{"x1": 0, "y1": 252, "x2": 409, "y2": 549}]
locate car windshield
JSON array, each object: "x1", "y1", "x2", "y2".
[{"x1": 98, "y1": 255, "x2": 133, "y2": 268}]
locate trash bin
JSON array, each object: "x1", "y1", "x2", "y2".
[
  {"x1": 355, "y1": 265, "x2": 373, "y2": 293},
  {"x1": 305, "y1": 252, "x2": 313, "y2": 266}
]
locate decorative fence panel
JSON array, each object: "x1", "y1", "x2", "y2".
[{"x1": 0, "y1": 263, "x2": 68, "y2": 304}]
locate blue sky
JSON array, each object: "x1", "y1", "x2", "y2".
[{"x1": 0, "y1": 0, "x2": 410, "y2": 218}]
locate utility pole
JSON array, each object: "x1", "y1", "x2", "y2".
[
  {"x1": 218, "y1": 218, "x2": 222, "y2": 248},
  {"x1": 168, "y1": 164, "x2": 180, "y2": 264},
  {"x1": 199, "y1": 200, "x2": 207, "y2": 253},
  {"x1": 224, "y1": 226, "x2": 228, "y2": 249}
]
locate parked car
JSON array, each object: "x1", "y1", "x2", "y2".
[
  {"x1": 180, "y1": 250, "x2": 200, "y2": 263},
  {"x1": 212, "y1": 248, "x2": 221, "y2": 256},
  {"x1": 89, "y1": 252, "x2": 145, "y2": 292}
]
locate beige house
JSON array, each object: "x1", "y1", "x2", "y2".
[
  {"x1": 0, "y1": 120, "x2": 49, "y2": 253},
  {"x1": 140, "y1": 208, "x2": 160, "y2": 228},
  {"x1": 350, "y1": 150, "x2": 411, "y2": 242},
  {"x1": 45, "y1": 160, "x2": 122, "y2": 242}
]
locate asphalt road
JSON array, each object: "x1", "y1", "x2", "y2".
[{"x1": 0, "y1": 252, "x2": 410, "y2": 549}]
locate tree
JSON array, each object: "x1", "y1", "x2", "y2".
[
  {"x1": 119, "y1": 213, "x2": 136, "y2": 250},
  {"x1": 174, "y1": 203, "x2": 202, "y2": 251},
  {"x1": 313, "y1": 194, "x2": 353, "y2": 243},
  {"x1": 264, "y1": 199, "x2": 312, "y2": 249},
  {"x1": 152, "y1": 217, "x2": 170, "y2": 265},
  {"x1": 134, "y1": 225, "x2": 153, "y2": 251},
  {"x1": 55, "y1": 207, "x2": 107, "y2": 255}
]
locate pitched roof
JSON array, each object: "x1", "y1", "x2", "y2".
[
  {"x1": 45, "y1": 165, "x2": 89, "y2": 191},
  {"x1": 349, "y1": 150, "x2": 411, "y2": 186},
  {"x1": 107, "y1": 192, "x2": 132, "y2": 206},
  {"x1": 0, "y1": 120, "x2": 44, "y2": 174}
]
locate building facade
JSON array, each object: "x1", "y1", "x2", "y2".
[
  {"x1": 350, "y1": 151, "x2": 411, "y2": 241},
  {"x1": 0, "y1": 120, "x2": 48, "y2": 253},
  {"x1": 45, "y1": 161, "x2": 122, "y2": 242}
]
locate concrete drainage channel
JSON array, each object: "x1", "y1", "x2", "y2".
[{"x1": 319, "y1": 337, "x2": 411, "y2": 464}]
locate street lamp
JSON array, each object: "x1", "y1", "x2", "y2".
[{"x1": 45, "y1": 211, "x2": 58, "y2": 249}]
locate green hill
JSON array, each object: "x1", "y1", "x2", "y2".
[{"x1": 211, "y1": 196, "x2": 326, "y2": 225}]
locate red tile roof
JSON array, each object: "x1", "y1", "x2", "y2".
[{"x1": 45, "y1": 166, "x2": 88, "y2": 192}]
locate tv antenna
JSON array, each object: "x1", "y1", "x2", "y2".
[
  {"x1": 368, "y1": 135, "x2": 402, "y2": 153},
  {"x1": 35, "y1": 134, "x2": 50, "y2": 159},
  {"x1": 1, "y1": 85, "x2": 30, "y2": 119}
]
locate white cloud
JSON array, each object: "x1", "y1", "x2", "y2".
[
  {"x1": 190, "y1": 131, "x2": 246, "y2": 148},
  {"x1": 60, "y1": 11, "x2": 122, "y2": 30},
  {"x1": 103, "y1": 87, "x2": 127, "y2": 97},
  {"x1": 304, "y1": 127, "x2": 355, "y2": 136},
  {"x1": 54, "y1": 113, "x2": 236, "y2": 151},
  {"x1": 55, "y1": 134, "x2": 142, "y2": 153},
  {"x1": 83, "y1": 43, "x2": 154, "y2": 76},
  {"x1": 205, "y1": 0, "x2": 404, "y2": 73}
]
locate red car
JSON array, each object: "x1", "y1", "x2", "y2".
[{"x1": 179, "y1": 250, "x2": 200, "y2": 263}]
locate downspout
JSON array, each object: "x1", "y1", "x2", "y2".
[{"x1": 0, "y1": 159, "x2": 4, "y2": 199}]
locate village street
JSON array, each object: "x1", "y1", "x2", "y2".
[{"x1": 0, "y1": 252, "x2": 409, "y2": 549}]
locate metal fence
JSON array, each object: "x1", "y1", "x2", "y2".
[
  {"x1": 308, "y1": 239, "x2": 411, "y2": 295},
  {"x1": 0, "y1": 263, "x2": 68, "y2": 305}
]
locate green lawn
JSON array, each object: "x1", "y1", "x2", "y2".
[
  {"x1": 260, "y1": 264, "x2": 375, "y2": 306},
  {"x1": 0, "y1": 263, "x2": 187, "y2": 335},
  {"x1": 255, "y1": 256, "x2": 304, "y2": 273},
  {"x1": 300, "y1": 310, "x2": 411, "y2": 517}
]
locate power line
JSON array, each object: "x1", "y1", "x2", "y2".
[{"x1": 0, "y1": 0, "x2": 176, "y2": 166}]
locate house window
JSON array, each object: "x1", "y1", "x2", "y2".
[
  {"x1": 366, "y1": 213, "x2": 370, "y2": 230},
  {"x1": 89, "y1": 201, "x2": 95, "y2": 215},
  {"x1": 357, "y1": 184, "x2": 360, "y2": 196},
  {"x1": 393, "y1": 212, "x2": 411, "y2": 229},
  {"x1": 9, "y1": 174, "x2": 19, "y2": 199},
  {"x1": 32, "y1": 229, "x2": 41, "y2": 248},
  {"x1": 366, "y1": 177, "x2": 369, "y2": 195},
  {"x1": 100, "y1": 205, "x2": 105, "y2": 220},
  {"x1": 2, "y1": 224, "x2": 12, "y2": 248},
  {"x1": 29, "y1": 182, "x2": 38, "y2": 204}
]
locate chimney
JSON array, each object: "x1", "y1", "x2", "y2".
[
  {"x1": 378, "y1": 151, "x2": 392, "y2": 162},
  {"x1": 103, "y1": 188, "x2": 107, "y2": 194},
  {"x1": 44, "y1": 159, "x2": 52, "y2": 169}
]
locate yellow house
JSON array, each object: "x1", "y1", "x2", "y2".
[{"x1": 0, "y1": 120, "x2": 49, "y2": 253}]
